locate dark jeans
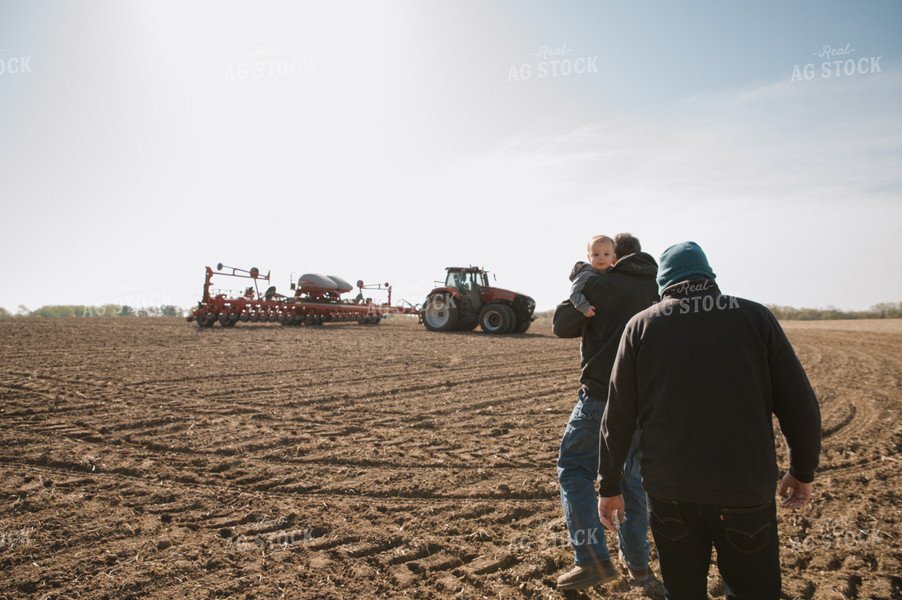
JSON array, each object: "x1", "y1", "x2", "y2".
[{"x1": 647, "y1": 495, "x2": 780, "y2": 600}]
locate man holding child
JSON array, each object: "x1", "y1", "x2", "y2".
[{"x1": 553, "y1": 233, "x2": 658, "y2": 590}]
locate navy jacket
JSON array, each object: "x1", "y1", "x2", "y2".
[{"x1": 598, "y1": 280, "x2": 822, "y2": 506}]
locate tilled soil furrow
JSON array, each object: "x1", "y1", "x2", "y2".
[
  {"x1": 186, "y1": 365, "x2": 575, "y2": 405},
  {"x1": 126, "y1": 353, "x2": 572, "y2": 388},
  {"x1": 0, "y1": 457, "x2": 562, "y2": 505}
]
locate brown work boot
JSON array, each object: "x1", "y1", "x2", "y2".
[
  {"x1": 618, "y1": 549, "x2": 655, "y2": 584},
  {"x1": 556, "y1": 559, "x2": 619, "y2": 590}
]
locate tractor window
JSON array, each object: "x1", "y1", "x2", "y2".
[
  {"x1": 446, "y1": 270, "x2": 487, "y2": 288},
  {"x1": 464, "y1": 272, "x2": 485, "y2": 288}
]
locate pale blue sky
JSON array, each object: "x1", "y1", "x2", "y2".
[{"x1": 1, "y1": 1, "x2": 900, "y2": 313}]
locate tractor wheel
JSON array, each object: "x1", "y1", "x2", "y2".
[
  {"x1": 197, "y1": 313, "x2": 215, "y2": 328},
  {"x1": 422, "y1": 293, "x2": 460, "y2": 332},
  {"x1": 500, "y1": 305, "x2": 518, "y2": 333},
  {"x1": 479, "y1": 303, "x2": 515, "y2": 334}
]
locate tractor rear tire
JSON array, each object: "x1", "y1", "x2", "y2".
[
  {"x1": 423, "y1": 292, "x2": 460, "y2": 332},
  {"x1": 479, "y1": 303, "x2": 515, "y2": 334}
]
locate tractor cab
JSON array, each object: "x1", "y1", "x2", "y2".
[
  {"x1": 445, "y1": 267, "x2": 489, "y2": 290},
  {"x1": 445, "y1": 267, "x2": 486, "y2": 316}
]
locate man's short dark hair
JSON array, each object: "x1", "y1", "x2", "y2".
[{"x1": 614, "y1": 233, "x2": 641, "y2": 258}]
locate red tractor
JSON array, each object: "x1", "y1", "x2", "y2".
[{"x1": 421, "y1": 267, "x2": 535, "y2": 334}]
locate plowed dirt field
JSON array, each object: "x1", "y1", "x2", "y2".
[{"x1": 1, "y1": 318, "x2": 899, "y2": 600}]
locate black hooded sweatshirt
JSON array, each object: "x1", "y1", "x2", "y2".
[
  {"x1": 598, "y1": 280, "x2": 822, "y2": 506},
  {"x1": 553, "y1": 252, "x2": 659, "y2": 400}
]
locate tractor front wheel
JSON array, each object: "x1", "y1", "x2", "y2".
[
  {"x1": 479, "y1": 303, "x2": 515, "y2": 334},
  {"x1": 422, "y1": 293, "x2": 460, "y2": 332}
]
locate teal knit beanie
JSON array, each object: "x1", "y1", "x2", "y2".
[{"x1": 656, "y1": 242, "x2": 716, "y2": 294}]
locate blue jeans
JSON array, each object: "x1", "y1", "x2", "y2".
[
  {"x1": 557, "y1": 389, "x2": 650, "y2": 568},
  {"x1": 648, "y1": 495, "x2": 780, "y2": 600}
]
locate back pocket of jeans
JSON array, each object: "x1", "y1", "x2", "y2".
[
  {"x1": 722, "y1": 501, "x2": 773, "y2": 554},
  {"x1": 649, "y1": 498, "x2": 688, "y2": 542}
]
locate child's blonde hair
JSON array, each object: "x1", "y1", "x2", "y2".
[{"x1": 588, "y1": 235, "x2": 614, "y2": 252}]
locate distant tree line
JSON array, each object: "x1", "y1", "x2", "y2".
[
  {"x1": 0, "y1": 305, "x2": 186, "y2": 318},
  {"x1": 765, "y1": 302, "x2": 902, "y2": 320},
  {"x1": 532, "y1": 301, "x2": 902, "y2": 324},
  {"x1": 3, "y1": 302, "x2": 900, "y2": 322}
]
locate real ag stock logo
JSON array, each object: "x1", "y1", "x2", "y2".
[
  {"x1": 224, "y1": 44, "x2": 315, "y2": 82},
  {"x1": 787, "y1": 515, "x2": 884, "y2": 553},
  {"x1": 507, "y1": 43, "x2": 598, "y2": 82},
  {"x1": 0, "y1": 49, "x2": 32, "y2": 76},
  {"x1": 0, "y1": 526, "x2": 34, "y2": 549},
  {"x1": 791, "y1": 43, "x2": 882, "y2": 82}
]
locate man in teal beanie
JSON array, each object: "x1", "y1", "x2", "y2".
[{"x1": 597, "y1": 241, "x2": 821, "y2": 600}]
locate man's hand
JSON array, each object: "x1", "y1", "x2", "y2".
[
  {"x1": 586, "y1": 306, "x2": 596, "y2": 317},
  {"x1": 598, "y1": 495, "x2": 625, "y2": 532},
  {"x1": 779, "y1": 472, "x2": 812, "y2": 508}
]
